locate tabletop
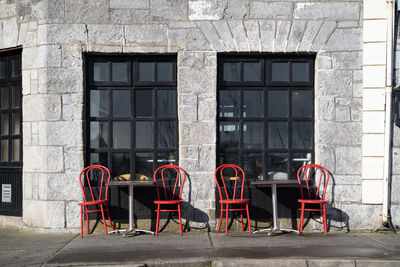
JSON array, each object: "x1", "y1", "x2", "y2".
[
  {"x1": 107, "y1": 180, "x2": 155, "y2": 187},
  {"x1": 251, "y1": 180, "x2": 299, "y2": 185}
]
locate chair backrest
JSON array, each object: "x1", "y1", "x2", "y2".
[
  {"x1": 296, "y1": 164, "x2": 330, "y2": 201},
  {"x1": 153, "y1": 165, "x2": 186, "y2": 201},
  {"x1": 214, "y1": 164, "x2": 246, "y2": 201},
  {"x1": 78, "y1": 165, "x2": 111, "y2": 203}
]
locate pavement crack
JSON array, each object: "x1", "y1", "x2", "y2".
[
  {"x1": 207, "y1": 232, "x2": 217, "y2": 260},
  {"x1": 360, "y1": 233, "x2": 395, "y2": 251},
  {"x1": 40, "y1": 234, "x2": 79, "y2": 266}
]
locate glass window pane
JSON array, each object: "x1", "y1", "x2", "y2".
[
  {"x1": 267, "y1": 153, "x2": 288, "y2": 180},
  {"x1": 158, "y1": 90, "x2": 176, "y2": 117},
  {"x1": 90, "y1": 152, "x2": 108, "y2": 166},
  {"x1": 135, "y1": 90, "x2": 153, "y2": 117},
  {"x1": 218, "y1": 152, "x2": 240, "y2": 166},
  {"x1": 10, "y1": 58, "x2": 20, "y2": 78},
  {"x1": 1, "y1": 87, "x2": 9, "y2": 108},
  {"x1": 219, "y1": 122, "x2": 239, "y2": 149},
  {"x1": 113, "y1": 90, "x2": 130, "y2": 117},
  {"x1": 223, "y1": 62, "x2": 240, "y2": 82},
  {"x1": 12, "y1": 139, "x2": 19, "y2": 161},
  {"x1": 112, "y1": 153, "x2": 130, "y2": 177},
  {"x1": 291, "y1": 152, "x2": 312, "y2": 179},
  {"x1": 243, "y1": 62, "x2": 261, "y2": 82},
  {"x1": 1, "y1": 140, "x2": 8, "y2": 162},
  {"x1": 292, "y1": 62, "x2": 309, "y2": 82},
  {"x1": 243, "y1": 90, "x2": 263, "y2": 118},
  {"x1": 292, "y1": 122, "x2": 313, "y2": 149},
  {"x1": 90, "y1": 90, "x2": 109, "y2": 117},
  {"x1": 268, "y1": 90, "x2": 288, "y2": 117},
  {"x1": 135, "y1": 121, "x2": 154, "y2": 148},
  {"x1": 1, "y1": 114, "x2": 9, "y2": 136},
  {"x1": 90, "y1": 121, "x2": 109, "y2": 148},
  {"x1": 271, "y1": 62, "x2": 289, "y2": 82},
  {"x1": 139, "y1": 62, "x2": 155, "y2": 81},
  {"x1": 243, "y1": 122, "x2": 263, "y2": 149},
  {"x1": 157, "y1": 152, "x2": 176, "y2": 168},
  {"x1": 113, "y1": 122, "x2": 130, "y2": 149},
  {"x1": 157, "y1": 62, "x2": 173, "y2": 82},
  {"x1": 292, "y1": 90, "x2": 313, "y2": 118},
  {"x1": 135, "y1": 152, "x2": 153, "y2": 179},
  {"x1": 158, "y1": 121, "x2": 176, "y2": 148},
  {"x1": 93, "y1": 62, "x2": 109, "y2": 82},
  {"x1": 112, "y1": 62, "x2": 129, "y2": 82},
  {"x1": 11, "y1": 86, "x2": 21, "y2": 108},
  {"x1": 219, "y1": 90, "x2": 240, "y2": 118},
  {"x1": 268, "y1": 122, "x2": 288, "y2": 148},
  {"x1": 11, "y1": 113, "x2": 20, "y2": 135},
  {"x1": 243, "y1": 153, "x2": 263, "y2": 179},
  {"x1": 0, "y1": 60, "x2": 5, "y2": 79}
]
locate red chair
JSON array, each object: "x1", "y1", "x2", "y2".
[
  {"x1": 214, "y1": 164, "x2": 251, "y2": 235},
  {"x1": 296, "y1": 164, "x2": 330, "y2": 235},
  {"x1": 153, "y1": 165, "x2": 186, "y2": 236},
  {"x1": 78, "y1": 165, "x2": 115, "y2": 237}
]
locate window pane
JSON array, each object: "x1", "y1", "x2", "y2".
[
  {"x1": 292, "y1": 90, "x2": 313, "y2": 118},
  {"x1": 113, "y1": 122, "x2": 130, "y2": 148},
  {"x1": 90, "y1": 152, "x2": 108, "y2": 166},
  {"x1": 10, "y1": 58, "x2": 20, "y2": 78},
  {"x1": 1, "y1": 140, "x2": 8, "y2": 162},
  {"x1": 268, "y1": 122, "x2": 288, "y2": 148},
  {"x1": 90, "y1": 121, "x2": 109, "y2": 148},
  {"x1": 243, "y1": 62, "x2": 261, "y2": 82},
  {"x1": 223, "y1": 62, "x2": 240, "y2": 82},
  {"x1": 271, "y1": 62, "x2": 289, "y2": 82},
  {"x1": 157, "y1": 152, "x2": 176, "y2": 168},
  {"x1": 243, "y1": 122, "x2": 263, "y2": 149},
  {"x1": 90, "y1": 90, "x2": 109, "y2": 117},
  {"x1": 158, "y1": 90, "x2": 176, "y2": 117},
  {"x1": 219, "y1": 122, "x2": 239, "y2": 149},
  {"x1": 158, "y1": 121, "x2": 176, "y2": 148},
  {"x1": 135, "y1": 121, "x2": 154, "y2": 148},
  {"x1": 244, "y1": 153, "x2": 263, "y2": 179},
  {"x1": 243, "y1": 90, "x2": 263, "y2": 118},
  {"x1": 112, "y1": 62, "x2": 129, "y2": 82},
  {"x1": 292, "y1": 62, "x2": 309, "y2": 82},
  {"x1": 292, "y1": 122, "x2": 313, "y2": 149},
  {"x1": 0, "y1": 60, "x2": 5, "y2": 79},
  {"x1": 135, "y1": 152, "x2": 153, "y2": 178},
  {"x1": 218, "y1": 152, "x2": 240, "y2": 166},
  {"x1": 11, "y1": 113, "x2": 20, "y2": 135},
  {"x1": 1, "y1": 114, "x2": 9, "y2": 136},
  {"x1": 113, "y1": 90, "x2": 130, "y2": 117},
  {"x1": 291, "y1": 152, "x2": 312, "y2": 179},
  {"x1": 219, "y1": 90, "x2": 239, "y2": 118},
  {"x1": 12, "y1": 139, "x2": 19, "y2": 161},
  {"x1": 268, "y1": 90, "x2": 288, "y2": 117},
  {"x1": 1, "y1": 87, "x2": 9, "y2": 108},
  {"x1": 267, "y1": 153, "x2": 288, "y2": 180},
  {"x1": 135, "y1": 90, "x2": 153, "y2": 117},
  {"x1": 11, "y1": 86, "x2": 21, "y2": 108},
  {"x1": 139, "y1": 62, "x2": 155, "y2": 81},
  {"x1": 112, "y1": 153, "x2": 130, "y2": 177},
  {"x1": 157, "y1": 62, "x2": 173, "y2": 82},
  {"x1": 93, "y1": 62, "x2": 109, "y2": 81}
]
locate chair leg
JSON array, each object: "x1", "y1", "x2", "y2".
[
  {"x1": 80, "y1": 206, "x2": 83, "y2": 238},
  {"x1": 217, "y1": 208, "x2": 223, "y2": 233},
  {"x1": 246, "y1": 204, "x2": 251, "y2": 234},
  {"x1": 86, "y1": 207, "x2": 90, "y2": 234},
  {"x1": 178, "y1": 204, "x2": 183, "y2": 235},
  {"x1": 225, "y1": 204, "x2": 229, "y2": 235},
  {"x1": 155, "y1": 204, "x2": 160, "y2": 236},
  {"x1": 299, "y1": 203, "x2": 305, "y2": 233},
  {"x1": 100, "y1": 204, "x2": 108, "y2": 235},
  {"x1": 105, "y1": 206, "x2": 115, "y2": 230},
  {"x1": 240, "y1": 205, "x2": 244, "y2": 232},
  {"x1": 322, "y1": 204, "x2": 327, "y2": 236}
]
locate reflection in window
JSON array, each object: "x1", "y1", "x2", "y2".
[
  {"x1": 112, "y1": 62, "x2": 129, "y2": 82},
  {"x1": 243, "y1": 62, "x2": 261, "y2": 82},
  {"x1": 0, "y1": 60, "x2": 5, "y2": 79},
  {"x1": 90, "y1": 90, "x2": 109, "y2": 117},
  {"x1": 90, "y1": 122, "x2": 109, "y2": 148},
  {"x1": 139, "y1": 62, "x2": 154, "y2": 81},
  {"x1": 93, "y1": 62, "x2": 109, "y2": 81},
  {"x1": 223, "y1": 62, "x2": 240, "y2": 81}
]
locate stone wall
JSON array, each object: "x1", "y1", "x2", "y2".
[{"x1": 0, "y1": 0, "x2": 376, "y2": 232}]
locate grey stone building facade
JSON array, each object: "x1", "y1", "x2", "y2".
[{"x1": 0, "y1": 0, "x2": 398, "y2": 233}]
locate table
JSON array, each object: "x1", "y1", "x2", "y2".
[
  {"x1": 251, "y1": 180, "x2": 300, "y2": 235},
  {"x1": 107, "y1": 180, "x2": 155, "y2": 236}
]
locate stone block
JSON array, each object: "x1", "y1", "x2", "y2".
[
  {"x1": 23, "y1": 94, "x2": 62, "y2": 122},
  {"x1": 23, "y1": 45, "x2": 62, "y2": 69},
  {"x1": 0, "y1": 1, "x2": 17, "y2": 19},
  {"x1": 316, "y1": 70, "x2": 352, "y2": 97},
  {"x1": 110, "y1": 9, "x2": 149, "y2": 24},
  {"x1": 178, "y1": 51, "x2": 216, "y2": 69},
  {"x1": 274, "y1": 21, "x2": 291, "y2": 52},
  {"x1": 308, "y1": 259, "x2": 355, "y2": 267},
  {"x1": 23, "y1": 200, "x2": 46, "y2": 227},
  {"x1": 363, "y1": 20, "x2": 387, "y2": 42},
  {"x1": 47, "y1": 172, "x2": 82, "y2": 201},
  {"x1": 61, "y1": 43, "x2": 83, "y2": 68},
  {"x1": 168, "y1": 22, "x2": 197, "y2": 29},
  {"x1": 331, "y1": 52, "x2": 362, "y2": 70},
  {"x1": 199, "y1": 145, "x2": 216, "y2": 172},
  {"x1": 228, "y1": 20, "x2": 249, "y2": 51},
  {"x1": 362, "y1": 134, "x2": 384, "y2": 157},
  {"x1": 224, "y1": 0, "x2": 249, "y2": 19},
  {"x1": 363, "y1": 43, "x2": 387, "y2": 65},
  {"x1": 198, "y1": 95, "x2": 216, "y2": 121},
  {"x1": 125, "y1": 25, "x2": 168, "y2": 46},
  {"x1": 66, "y1": 201, "x2": 81, "y2": 229},
  {"x1": 390, "y1": 175, "x2": 400, "y2": 203},
  {"x1": 328, "y1": 184, "x2": 361, "y2": 202},
  {"x1": 362, "y1": 180, "x2": 383, "y2": 204},
  {"x1": 38, "y1": 67, "x2": 82, "y2": 94},
  {"x1": 18, "y1": 23, "x2": 29, "y2": 46},
  {"x1": 392, "y1": 148, "x2": 400, "y2": 175},
  {"x1": 260, "y1": 20, "x2": 275, "y2": 52},
  {"x1": 364, "y1": 0, "x2": 387, "y2": 19},
  {"x1": 38, "y1": 121, "x2": 82, "y2": 146},
  {"x1": 336, "y1": 107, "x2": 350, "y2": 122},
  {"x1": 362, "y1": 157, "x2": 384, "y2": 180},
  {"x1": 318, "y1": 122, "x2": 362, "y2": 146},
  {"x1": 332, "y1": 175, "x2": 361, "y2": 185},
  {"x1": 250, "y1": 1, "x2": 292, "y2": 19},
  {"x1": 294, "y1": 2, "x2": 360, "y2": 20},
  {"x1": 335, "y1": 146, "x2": 361, "y2": 175},
  {"x1": 87, "y1": 25, "x2": 123, "y2": 45},
  {"x1": 180, "y1": 105, "x2": 198, "y2": 122},
  {"x1": 179, "y1": 67, "x2": 216, "y2": 94},
  {"x1": 244, "y1": 20, "x2": 260, "y2": 51},
  {"x1": 337, "y1": 21, "x2": 359, "y2": 28},
  {"x1": 110, "y1": 0, "x2": 148, "y2": 9},
  {"x1": 362, "y1": 111, "x2": 385, "y2": 134},
  {"x1": 310, "y1": 21, "x2": 337, "y2": 52},
  {"x1": 24, "y1": 146, "x2": 64, "y2": 173},
  {"x1": 363, "y1": 65, "x2": 386, "y2": 88},
  {"x1": 340, "y1": 204, "x2": 381, "y2": 230},
  {"x1": 65, "y1": 0, "x2": 110, "y2": 24},
  {"x1": 3, "y1": 17, "x2": 18, "y2": 48},
  {"x1": 84, "y1": 44, "x2": 123, "y2": 53},
  {"x1": 179, "y1": 158, "x2": 200, "y2": 172},
  {"x1": 23, "y1": 122, "x2": 32, "y2": 146},
  {"x1": 38, "y1": 24, "x2": 87, "y2": 45},
  {"x1": 298, "y1": 21, "x2": 323, "y2": 52},
  {"x1": 363, "y1": 89, "x2": 385, "y2": 111},
  {"x1": 213, "y1": 21, "x2": 237, "y2": 51},
  {"x1": 287, "y1": 20, "x2": 306, "y2": 52},
  {"x1": 325, "y1": 28, "x2": 363, "y2": 52},
  {"x1": 180, "y1": 145, "x2": 199, "y2": 160},
  {"x1": 62, "y1": 94, "x2": 84, "y2": 121},
  {"x1": 150, "y1": 0, "x2": 187, "y2": 22},
  {"x1": 335, "y1": 98, "x2": 362, "y2": 122},
  {"x1": 197, "y1": 21, "x2": 226, "y2": 51},
  {"x1": 317, "y1": 97, "x2": 334, "y2": 121},
  {"x1": 352, "y1": 83, "x2": 362, "y2": 98},
  {"x1": 179, "y1": 94, "x2": 198, "y2": 106},
  {"x1": 22, "y1": 70, "x2": 30, "y2": 95},
  {"x1": 315, "y1": 144, "x2": 335, "y2": 173},
  {"x1": 188, "y1": 0, "x2": 226, "y2": 20},
  {"x1": 180, "y1": 122, "x2": 216, "y2": 145}
]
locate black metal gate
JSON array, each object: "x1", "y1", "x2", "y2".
[{"x1": 0, "y1": 168, "x2": 22, "y2": 216}]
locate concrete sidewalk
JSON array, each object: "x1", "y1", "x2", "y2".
[{"x1": 1, "y1": 228, "x2": 400, "y2": 267}]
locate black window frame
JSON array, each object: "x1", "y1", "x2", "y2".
[{"x1": 217, "y1": 54, "x2": 315, "y2": 181}]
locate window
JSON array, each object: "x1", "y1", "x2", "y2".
[
  {"x1": 86, "y1": 55, "x2": 178, "y2": 179},
  {"x1": 218, "y1": 56, "x2": 314, "y2": 180}
]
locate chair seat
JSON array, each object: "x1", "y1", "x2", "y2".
[
  {"x1": 298, "y1": 199, "x2": 328, "y2": 204},
  {"x1": 154, "y1": 199, "x2": 183, "y2": 205},
  {"x1": 220, "y1": 199, "x2": 250, "y2": 204},
  {"x1": 78, "y1": 200, "x2": 109, "y2": 206}
]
